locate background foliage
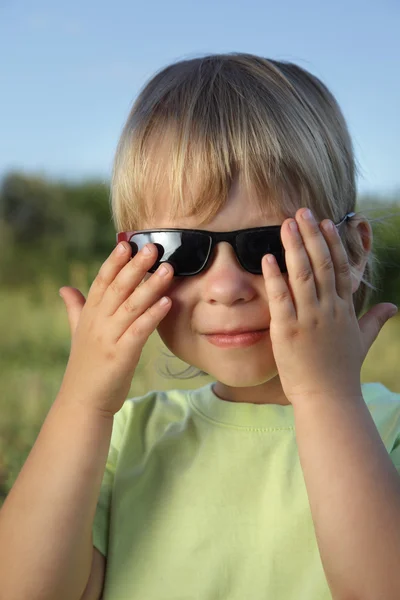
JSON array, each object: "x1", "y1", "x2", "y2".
[{"x1": 1, "y1": 171, "x2": 400, "y2": 505}]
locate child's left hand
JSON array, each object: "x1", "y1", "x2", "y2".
[{"x1": 262, "y1": 207, "x2": 397, "y2": 407}]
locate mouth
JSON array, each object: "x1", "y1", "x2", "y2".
[
  {"x1": 203, "y1": 327, "x2": 269, "y2": 335},
  {"x1": 203, "y1": 329, "x2": 269, "y2": 348}
]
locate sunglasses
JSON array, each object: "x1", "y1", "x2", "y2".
[{"x1": 116, "y1": 212, "x2": 355, "y2": 277}]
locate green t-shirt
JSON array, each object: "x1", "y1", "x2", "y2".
[{"x1": 93, "y1": 381, "x2": 400, "y2": 599}]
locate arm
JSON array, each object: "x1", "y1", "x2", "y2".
[
  {"x1": 80, "y1": 548, "x2": 106, "y2": 600},
  {"x1": 293, "y1": 394, "x2": 400, "y2": 600},
  {"x1": 0, "y1": 393, "x2": 113, "y2": 600},
  {"x1": 260, "y1": 208, "x2": 400, "y2": 598}
]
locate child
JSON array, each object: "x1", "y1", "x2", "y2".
[{"x1": 1, "y1": 52, "x2": 400, "y2": 600}]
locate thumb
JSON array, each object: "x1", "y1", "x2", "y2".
[
  {"x1": 59, "y1": 286, "x2": 87, "y2": 337},
  {"x1": 358, "y1": 302, "x2": 398, "y2": 359}
]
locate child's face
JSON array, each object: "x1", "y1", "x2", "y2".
[{"x1": 143, "y1": 178, "x2": 292, "y2": 404}]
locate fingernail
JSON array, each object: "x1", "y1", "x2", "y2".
[
  {"x1": 157, "y1": 264, "x2": 170, "y2": 276},
  {"x1": 117, "y1": 243, "x2": 126, "y2": 255},
  {"x1": 323, "y1": 220, "x2": 333, "y2": 232},
  {"x1": 302, "y1": 209, "x2": 313, "y2": 220}
]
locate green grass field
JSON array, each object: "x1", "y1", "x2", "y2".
[{"x1": 1, "y1": 268, "x2": 399, "y2": 505}]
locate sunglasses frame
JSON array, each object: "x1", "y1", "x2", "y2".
[{"x1": 116, "y1": 212, "x2": 356, "y2": 277}]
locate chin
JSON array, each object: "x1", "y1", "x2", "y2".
[
  {"x1": 211, "y1": 370, "x2": 277, "y2": 388},
  {"x1": 157, "y1": 327, "x2": 277, "y2": 387},
  {"x1": 187, "y1": 355, "x2": 278, "y2": 388}
]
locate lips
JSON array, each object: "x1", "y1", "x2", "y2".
[
  {"x1": 204, "y1": 327, "x2": 269, "y2": 335},
  {"x1": 203, "y1": 329, "x2": 269, "y2": 348}
]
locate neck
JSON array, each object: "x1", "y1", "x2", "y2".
[{"x1": 212, "y1": 375, "x2": 291, "y2": 405}]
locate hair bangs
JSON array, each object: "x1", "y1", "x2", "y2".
[{"x1": 111, "y1": 56, "x2": 316, "y2": 231}]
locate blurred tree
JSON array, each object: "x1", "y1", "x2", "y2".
[
  {"x1": 0, "y1": 171, "x2": 399, "y2": 308},
  {"x1": 0, "y1": 172, "x2": 114, "y2": 255},
  {"x1": 0, "y1": 172, "x2": 64, "y2": 241}
]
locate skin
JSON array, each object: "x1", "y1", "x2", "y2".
[{"x1": 142, "y1": 177, "x2": 372, "y2": 406}]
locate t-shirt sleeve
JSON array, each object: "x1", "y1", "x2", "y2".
[
  {"x1": 389, "y1": 401, "x2": 400, "y2": 473},
  {"x1": 92, "y1": 401, "x2": 129, "y2": 557},
  {"x1": 390, "y1": 434, "x2": 400, "y2": 472}
]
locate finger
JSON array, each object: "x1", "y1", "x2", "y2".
[
  {"x1": 280, "y1": 217, "x2": 319, "y2": 311},
  {"x1": 86, "y1": 242, "x2": 133, "y2": 308},
  {"x1": 262, "y1": 253, "x2": 297, "y2": 323},
  {"x1": 112, "y1": 262, "x2": 174, "y2": 340},
  {"x1": 59, "y1": 287, "x2": 86, "y2": 337},
  {"x1": 320, "y1": 219, "x2": 353, "y2": 301},
  {"x1": 295, "y1": 208, "x2": 336, "y2": 305},
  {"x1": 101, "y1": 243, "x2": 163, "y2": 317},
  {"x1": 120, "y1": 295, "x2": 172, "y2": 350}
]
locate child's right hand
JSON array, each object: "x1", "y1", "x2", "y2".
[{"x1": 57, "y1": 242, "x2": 173, "y2": 417}]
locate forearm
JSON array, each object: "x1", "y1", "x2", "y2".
[
  {"x1": 292, "y1": 394, "x2": 400, "y2": 600},
  {"x1": 0, "y1": 394, "x2": 114, "y2": 600}
]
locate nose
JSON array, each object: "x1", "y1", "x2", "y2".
[{"x1": 200, "y1": 242, "x2": 258, "y2": 305}]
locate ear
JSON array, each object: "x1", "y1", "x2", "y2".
[{"x1": 348, "y1": 217, "x2": 373, "y2": 294}]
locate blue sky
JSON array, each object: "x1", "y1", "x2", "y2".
[{"x1": 0, "y1": 0, "x2": 399, "y2": 197}]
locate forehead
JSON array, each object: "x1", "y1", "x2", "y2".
[
  {"x1": 138, "y1": 129, "x2": 293, "y2": 231},
  {"x1": 142, "y1": 176, "x2": 287, "y2": 230}
]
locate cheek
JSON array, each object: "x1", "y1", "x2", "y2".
[
  {"x1": 157, "y1": 281, "x2": 187, "y2": 334},
  {"x1": 156, "y1": 302, "x2": 186, "y2": 355},
  {"x1": 156, "y1": 312, "x2": 174, "y2": 341}
]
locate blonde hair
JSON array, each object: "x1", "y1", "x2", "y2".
[{"x1": 110, "y1": 52, "x2": 384, "y2": 379}]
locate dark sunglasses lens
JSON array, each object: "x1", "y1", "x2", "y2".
[
  {"x1": 128, "y1": 231, "x2": 212, "y2": 275},
  {"x1": 237, "y1": 229, "x2": 286, "y2": 273}
]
